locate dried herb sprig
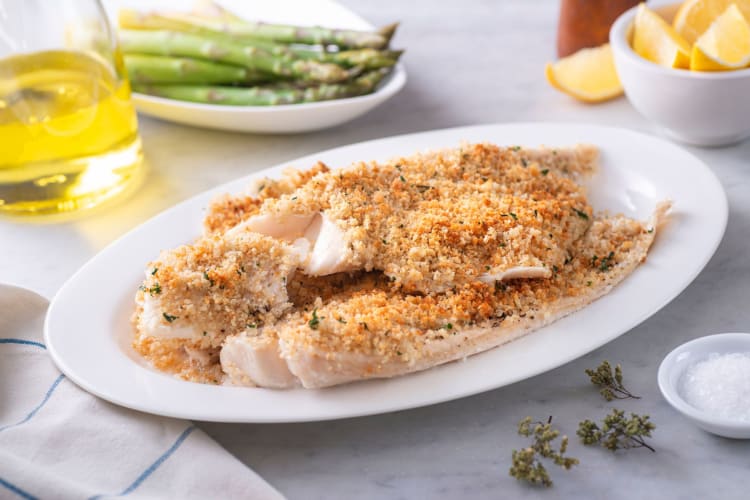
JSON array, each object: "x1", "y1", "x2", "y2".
[
  {"x1": 585, "y1": 360, "x2": 640, "y2": 401},
  {"x1": 509, "y1": 416, "x2": 579, "y2": 487},
  {"x1": 577, "y1": 409, "x2": 655, "y2": 452}
]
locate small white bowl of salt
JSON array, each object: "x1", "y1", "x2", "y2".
[{"x1": 658, "y1": 333, "x2": 750, "y2": 439}]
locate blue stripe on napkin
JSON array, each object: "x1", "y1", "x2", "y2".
[
  {"x1": 88, "y1": 424, "x2": 197, "y2": 499},
  {"x1": 0, "y1": 375, "x2": 65, "y2": 433},
  {"x1": 0, "y1": 477, "x2": 38, "y2": 500},
  {"x1": 0, "y1": 338, "x2": 46, "y2": 350}
]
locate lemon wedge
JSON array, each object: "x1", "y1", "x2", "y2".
[
  {"x1": 690, "y1": 4, "x2": 750, "y2": 70},
  {"x1": 545, "y1": 44, "x2": 623, "y2": 103},
  {"x1": 673, "y1": 0, "x2": 750, "y2": 44},
  {"x1": 632, "y1": 3, "x2": 692, "y2": 69}
]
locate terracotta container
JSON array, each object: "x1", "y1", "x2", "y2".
[{"x1": 557, "y1": 0, "x2": 641, "y2": 57}]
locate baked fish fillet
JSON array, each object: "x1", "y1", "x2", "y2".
[
  {"x1": 238, "y1": 143, "x2": 598, "y2": 294},
  {"x1": 221, "y1": 202, "x2": 670, "y2": 389}
]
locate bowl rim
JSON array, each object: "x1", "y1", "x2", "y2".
[
  {"x1": 657, "y1": 332, "x2": 750, "y2": 432},
  {"x1": 609, "y1": 3, "x2": 750, "y2": 80}
]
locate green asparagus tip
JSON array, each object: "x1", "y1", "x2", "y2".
[{"x1": 378, "y1": 22, "x2": 399, "y2": 42}]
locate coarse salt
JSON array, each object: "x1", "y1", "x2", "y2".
[{"x1": 681, "y1": 352, "x2": 750, "y2": 422}]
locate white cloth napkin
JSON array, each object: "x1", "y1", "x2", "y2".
[{"x1": 0, "y1": 285, "x2": 284, "y2": 500}]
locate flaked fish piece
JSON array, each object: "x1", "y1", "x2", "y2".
[
  {"x1": 223, "y1": 202, "x2": 670, "y2": 389},
  {"x1": 243, "y1": 143, "x2": 595, "y2": 293},
  {"x1": 133, "y1": 229, "x2": 301, "y2": 350},
  {"x1": 221, "y1": 332, "x2": 298, "y2": 388}
]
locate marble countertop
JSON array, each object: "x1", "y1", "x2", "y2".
[{"x1": 2, "y1": 0, "x2": 750, "y2": 498}]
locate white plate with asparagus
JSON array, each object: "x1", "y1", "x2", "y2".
[{"x1": 103, "y1": 0, "x2": 406, "y2": 133}]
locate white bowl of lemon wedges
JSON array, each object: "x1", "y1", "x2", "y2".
[{"x1": 610, "y1": 1, "x2": 750, "y2": 146}]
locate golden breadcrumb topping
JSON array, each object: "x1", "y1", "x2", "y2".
[
  {"x1": 135, "y1": 229, "x2": 298, "y2": 344},
  {"x1": 203, "y1": 194, "x2": 262, "y2": 237},
  {"x1": 204, "y1": 162, "x2": 330, "y2": 235}
]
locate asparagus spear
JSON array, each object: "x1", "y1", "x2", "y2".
[
  {"x1": 119, "y1": 9, "x2": 397, "y2": 49},
  {"x1": 132, "y1": 68, "x2": 389, "y2": 106},
  {"x1": 120, "y1": 10, "x2": 291, "y2": 56},
  {"x1": 191, "y1": 1, "x2": 401, "y2": 48},
  {"x1": 124, "y1": 54, "x2": 271, "y2": 84},
  {"x1": 320, "y1": 49, "x2": 404, "y2": 69},
  {"x1": 119, "y1": 30, "x2": 352, "y2": 83},
  {"x1": 190, "y1": 0, "x2": 245, "y2": 22},
  {"x1": 119, "y1": 9, "x2": 191, "y2": 32}
]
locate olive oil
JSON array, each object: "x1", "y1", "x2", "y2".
[{"x1": 0, "y1": 50, "x2": 141, "y2": 215}]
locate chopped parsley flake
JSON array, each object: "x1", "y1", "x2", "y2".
[
  {"x1": 442, "y1": 323, "x2": 453, "y2": 330},
  {"x1": 139, "y1": 283, "x2": 161, "y2": 296},
  {"x1": 151, "y1": 267, "x2": 158, "y2": 276},
  {"x1": 308, "y1": 309, "x2": 320, "y2": 330},
  {"x1": 598, "y1": 251, "x2": 615, "y2": 272},
  {"x1": 541, "y1": 169, "x2": 549, "y2": 176},
  {"x1": 521, "y1": 158, "x2": 528, "y2": 167},
  {"x1": 509, "y1": 212, "x2": 518, "y2": 220},
  {"x1": 203, "y1": 271, "x2": 215, "y2": 287},
  {"x1": 399, "y1": 175, "x2": 406, "y2": 183},
  {"x1": 162, "y1": 313, "x2": 178, "y2": 323},
  {"x1": 511, "y1": 146, "x2": 521, "y2": 152},
  {"x1": 573, "y1": 208, "x2": 589, "y2": 220}
]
